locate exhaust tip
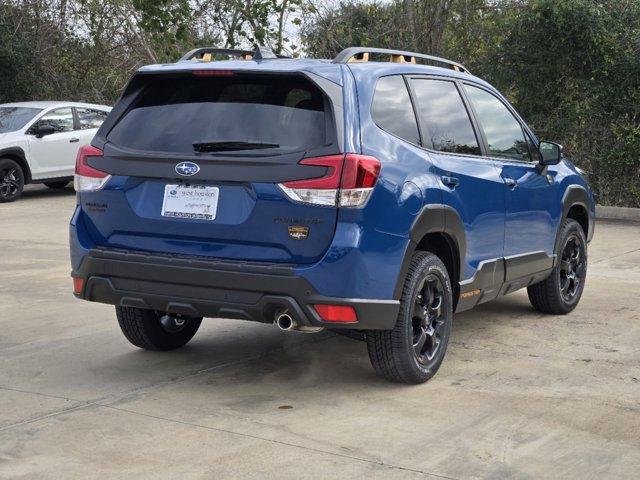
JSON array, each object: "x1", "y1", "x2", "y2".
[{"x1": 275, "y1": 311, "x2": 295, "y2": 331}]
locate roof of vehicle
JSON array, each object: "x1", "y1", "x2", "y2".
[
  {"x1": 137, "y1": 58, "x2": 495, "y2": 90},
  {"x1": 136, "y1": 46, "x2": 493, "y2": 90},
  {"x1": 0, "y1": 101, "x2": 111, "y2": 110},
  {"x1": 138, "y1": 58, "x2": 345, "y2": 85}
]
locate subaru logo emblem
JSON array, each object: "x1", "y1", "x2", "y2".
[{"x1": 175, "y1": 162, "x2": 200, "y2": 177}]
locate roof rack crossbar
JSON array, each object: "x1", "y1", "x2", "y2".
[
  {"x1": 179, "y1": 48, "x2": 255, "y2": 62},
  {"x1": 179, "y1": 46, "x2": 289, "y2": 62},
  {"x1": 332, "y1": 47, "x2": 470, "y2": 74}
]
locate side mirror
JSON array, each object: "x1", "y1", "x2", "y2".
[
  {"x1": 538, "y1": 141, "x2": 563, "y2": 166},
  {"x1": 32, "y1": 124, "x2": 56, "y2": 138}
]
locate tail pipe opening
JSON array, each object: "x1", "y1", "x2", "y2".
[
  {"x1": 273, "y1": 309, "x2": 323, "y2": 333},
  {"x1": 275, "y1": 310, "x2": 295, "y2": 331}
]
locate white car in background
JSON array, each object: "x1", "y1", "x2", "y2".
[{"x1": 0, "y1": 101, "x2": 111, "y2": 202}]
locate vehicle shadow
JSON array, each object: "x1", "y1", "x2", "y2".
[
  {"x1": 95, "y1": 292, "x2": 538, "y2": 400},
  {"x1": 19, "y1": 184, "x2": 75, "y2": 201}
]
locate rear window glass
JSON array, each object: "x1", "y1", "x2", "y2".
[{"x1": 108, "y1": 75, "x2": 329, "y2": 154}]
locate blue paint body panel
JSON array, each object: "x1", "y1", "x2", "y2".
[{"x1": 70, "y1": 56, "x2": 596, "y2": 312}]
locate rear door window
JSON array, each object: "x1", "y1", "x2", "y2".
[
  {"x1": 107, "y1": 75, "x2": 330, "y2": 155},
  {"x1": 463, "y1": 84, "x2": 531, "y2": 162},
  {"x1": 76, "y1": 108, "x2": 108, "y2": 130},
  {"x1": 410, "y1": 79, "x2": 481, "y2": 156},
  {"x1": 371, "y1": 76, "x2": 420, "y2": 145}
]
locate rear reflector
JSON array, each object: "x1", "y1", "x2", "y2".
[
  {"x1": 313, "y1": 304, "x2": 358, "y2": 323},
  {"x1": 72, "y1": 277, "x2": 85, "y2": 295},
  {"x1": 278, "y1": 154, "x2": 380, "y2": 208},
  {"x1": 74, "y1": 145, "x2": 111, "y2": 192}
]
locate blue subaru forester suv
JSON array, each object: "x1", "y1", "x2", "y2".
[{"x1": 70, "y1": 46, "x2": 595, "y2": 384}]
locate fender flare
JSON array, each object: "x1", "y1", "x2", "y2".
[
  {"x1": 0, "y1": 146, "x2": 31, "y2": 182},
  {"x1": 393, "y1": 204, "x2": 467, "y2": 299},
  {"x1": 558, "y1": 185, "x2": 593, "y2": 248}
]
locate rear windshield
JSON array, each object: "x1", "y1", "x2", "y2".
[{"x1": 108, "y1": 75, "x2": 330, "y2": 154}]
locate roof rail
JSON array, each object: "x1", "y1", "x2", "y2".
[
  {"x1": 332, "y1": 47, "x2": 470, "y2": 74},
  {"x1": 179, "y1": 46, "x2": 288, "y2": 62},
  {"x1": 179, "y1": 48, "x2": 254, "y2": 62}
]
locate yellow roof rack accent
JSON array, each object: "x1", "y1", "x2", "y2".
[
  {"x1": 390, "y1": 54, "x2": 416, "y2": 64},
  {"x1": 180, "y1": 48, "x2": 254, "y2": 62},
  {"x1": 179, "y1": 46, "x2": 289, "y2": 62},
  {"x1": 334, "y1": 47, "x2": 469, "y2": 74},
  {"x1": 347, "y1": 52, "x2": 369, "y2": 63}
]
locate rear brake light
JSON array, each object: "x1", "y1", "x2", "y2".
[
  {"x1": 278, "y1": 154, "x2": 380, "y2": 208},
  {"x1": 193, "y1": 70, "x2": 235, "y2": 77},
  {"x1": 74, "y1": 145, "x2": 111, "y2": 192},
  {"x1": 340, "y1": 154, "x2": 380, "y2": 189},
  {"x1": 339, "y1": 154, "x2": 381, "y2": 207},
  {"x1": 313, "y1": 304, "x2": 358, "y2": 323}
]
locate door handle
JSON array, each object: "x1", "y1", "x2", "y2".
[
  {"x1": 441, "y1": 176, "x2": 460, "y2": 189},
  {"x1": 69, "y1": 138, "x2": 80, "y2": 143},
  {"x1": 503, "y1": 177, "x2": 517, "y2": 189}
]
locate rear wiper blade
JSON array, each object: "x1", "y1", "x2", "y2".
[{"x1": 193, "y1": 141, "x2": 280, "y2": 152}]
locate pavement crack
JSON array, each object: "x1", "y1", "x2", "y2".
[
  {"x1": 0, "y1": 334, "x2": 336, "y2": 433},
  {"x1": 100, "y1": 404, "x2": 458, "y2": 480},
  {"x1": 0, "y1": 385, "x2": 82, "y2": 403},
  {"x1": 0, "y1": 400, "x2": 103, "y2": 432},
  {"x1": 592, "y1": 247, "x2": 640, "y2": 264}
]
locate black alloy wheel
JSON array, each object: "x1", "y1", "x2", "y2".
[
  {"x1": 0, "y1": 159, "x2": 25, "y2": 202},
  {"x1": 559, "y1": 233, "x2": 586, "y2": 303},
  {"x1": 367, "y1": 252, "x2": 453, "y2": 384},
  {"x1": 412, "y1": 275, "x2": 446, "y2": 364},
  {"x1": 528, "y1": 218, "x2": 588, "y2": 314}
]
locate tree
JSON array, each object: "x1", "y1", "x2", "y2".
[
  {"x1": 0, "y1": 0, "x2": 303, "y2": 105},
  {"x1": 303, "y1": 0, "x2": 456, "y2": 59},
  {"x1": 486, "y1": 0, "x2": 640, "y2": 206},
  {"x1": 303, "y1": 0, "x2": 640, "y2": 207}
]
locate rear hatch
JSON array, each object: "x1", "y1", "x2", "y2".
[{"x1": 80, "y1": 70, "x2": 343, "y2": 264}]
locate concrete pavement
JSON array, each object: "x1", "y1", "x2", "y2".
[{"x1": 0, "y1": 184, "x2": 639, "y2": 479}]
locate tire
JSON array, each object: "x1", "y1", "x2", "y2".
[
  {"x1": 0, "y1": 158, "x2": 25, "y2": 203},
  {"x1": 44, "y1": 180, "x2": 70, "y2": 189},
  {"x1": 527, "y1": 218, "x2": 587, "y2": 314},
  {"x1": 115, "y1": 306, "x2": 202, "y2": 351},
  {"x1": 366, "y1": 252, "x2": 453, "y2": 384}
]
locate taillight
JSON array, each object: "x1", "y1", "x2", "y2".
[
  {"x1": 278, "y1": 154, "x2": 380, "y2": 208},
  {"x1": 74, "y1": 145, "x2": 111, "y2": 192},
  {"x1": 313, "y1": 304, "x2": 358, "y2": 323},
  {"x1": 339, "y1": 154, "x2": 381, "y2": 207}
]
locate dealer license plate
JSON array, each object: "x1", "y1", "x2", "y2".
[{"x1": 161, "y1": 184, "x2": 219, "y2": 221}]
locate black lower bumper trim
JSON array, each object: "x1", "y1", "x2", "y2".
[{"x1": 73, "y1": 248, "x2": 399, "y2": 330}]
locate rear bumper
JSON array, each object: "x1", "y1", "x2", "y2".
[{"x1": 72, "y1": 248, "x2": 399, "y2": 330}]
